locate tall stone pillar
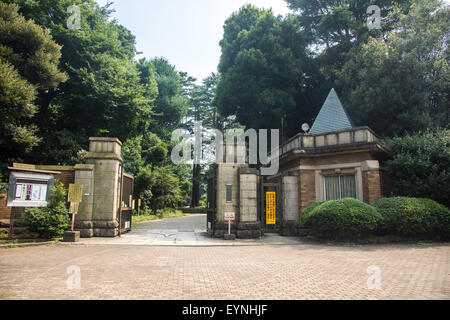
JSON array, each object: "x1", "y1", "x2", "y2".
[
  {"x1": 280, "y1": 174, "x2": 300, "y2": 236},
  {"x1": 74, "y1": 164, "x2": 95, "y2": 238},
  {"x1": 86, "y1": 137, "x2": 123, "y2": 237},
  {"x1": 237, "y1": 167, "x2": 261, "y2": 239}
]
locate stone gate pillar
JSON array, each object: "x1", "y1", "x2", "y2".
[
  {"x1": 74, "y1": 137, "x2": 123, "y2": 237},
  {"x1": 280, "y1": 174, "x2": 300, "y2": 236},
  {"x1": 237, "y1": 167, "x2": 262, "y2": 239},
  {"x1": 74, "y1": 164, "x2": 95, "y2": 237}
]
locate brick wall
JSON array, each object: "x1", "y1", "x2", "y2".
[
  {"x1": 362, "y1": 170, "x2": 382, "y2": 204},
  {"x1": 299, "y1": 170, "x2": 316, "y2": 213}
]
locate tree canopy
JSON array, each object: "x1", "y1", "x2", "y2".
[{"x1": 0, "y1": 2, "x2": 67, "y2": 171}]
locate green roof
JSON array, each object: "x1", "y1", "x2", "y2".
[{"x1": 310, "y1": 88, "x2": 354, "y2": 134}]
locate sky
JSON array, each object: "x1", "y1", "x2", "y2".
[{"x1": 95, "y1": 0, "x2": 292, "y2": 83}]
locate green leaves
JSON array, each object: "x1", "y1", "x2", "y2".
[
  {"x1": 373, "y1": 197, "x2": 450, "y2": 240},
  {"x1": 24, "y1": 181, "x2": 70, "y2": 239},
  {"x1": 303, "y1": 198, "x2": 382, "y2": 240},
  {"x1": 385, "y1": 129, "x2": 450, "y2": 207},
  {"x1": 135, "y1": 166, "x2": 183, "y2": 214},
  {"x1": 216, "y1": 5, "x2": 308, "y2": 131},
  {"x1": 0, "y1": 2, "x2": 67, "y2": 164},
  {"x1": 337, "y1": 0, "x2": 449, "y2": 136}
]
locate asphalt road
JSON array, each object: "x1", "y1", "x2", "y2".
[{"x1": 133, "y1": 214, "x2": 207, "y2": 232}]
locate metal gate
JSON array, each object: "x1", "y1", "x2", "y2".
[{"x1": 206, "y1": 170, "x2": 217, "y2": 234}]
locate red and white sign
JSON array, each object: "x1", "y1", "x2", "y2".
[{"x1": 224, "y1": 212, "x2": 235, "y2": 221}]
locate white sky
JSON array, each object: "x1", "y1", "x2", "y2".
[{"x1": 95, "y1": 0, "x2": 291, "y2": 82}]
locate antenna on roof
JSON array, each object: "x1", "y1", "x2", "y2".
[{"x1": 302, "y1": 123, "x2": 310, "y2": 134}]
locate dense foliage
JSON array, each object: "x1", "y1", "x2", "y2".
[
  {"x1": 0, "y1": 2, "x2": 67, "y2": 173},
  {"x1": 216, "y1": 0, "x2": 447, "y2": 138},
  {"x1": 24, "y1": 181, "x2": 70, "y2": 238},
  {"x1": 215, "y1": 5, "x2": 310, "y2": 134},
  {"x1": 338, "y1": 0, "x2": 449, "y2": 136},
  {"x1": 373, "y1": 197, "x2": 450, "y2": 240},
  {"x1": 134, "y1": 166, "x2": 183, "y2": 214},
  {"x1": 0, "y1": 0, "x2": 204, "y2": 209},
  {"x1": 302, "y1": 198, "x2": 382, "y2": 240},
  {"x1": 384, "y1": 129, "x2": 450, "y2": 208}
]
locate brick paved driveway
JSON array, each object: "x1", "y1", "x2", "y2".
[{"x1": 0, "y1": 241, "x2": 449, "y2": 300}]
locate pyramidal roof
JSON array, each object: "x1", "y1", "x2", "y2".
[{"x1": 310, "y1": 88, "x2": 354, "y2": 134}]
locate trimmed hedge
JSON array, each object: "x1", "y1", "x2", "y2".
[
  {"x1": 300, "y1": 201, "x2": 326, "y2": 226},
  {"x1": 373, "y1": 197, "x2": 450, "y2": 240},
  {"x1": 303, "y1": 198, "x2": 382, "y2": 240}
]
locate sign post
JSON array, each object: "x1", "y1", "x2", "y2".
[
  {"x1": 64, "y1": 184, "x2": 83, "y2": 242},
  {"x1": 224, "y1": 212, "x2": 235, "y2": 240}
]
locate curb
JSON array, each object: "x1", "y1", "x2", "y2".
[{"x1": 0, "y1": 240, "x2": 58, "y2": 248}]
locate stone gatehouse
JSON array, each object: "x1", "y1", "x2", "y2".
[{"x1": 207, "y1": 89, "x2": 391, "y2": 239}]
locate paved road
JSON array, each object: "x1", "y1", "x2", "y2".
[
  {"x1": 0, "y1": 242, "x2": 449, "y2": 300},
  {"x1": 134, "y1": 214, "x2": 207, "y2": 231},
  {"x1": 77, "y1": 214, "x2": 305, "y2": 246}
]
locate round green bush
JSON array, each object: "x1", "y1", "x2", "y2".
[
  {"x1": 300, "y1": 201, "x2": 326, "y2": 225},
  {"x1": 373, "y1": 197, "x2": 450, "y2": 240},
  {"x1": 303, "y1": 198, "x2": 382, "y2": 240}
]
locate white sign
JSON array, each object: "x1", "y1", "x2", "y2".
[{"x1": 224, "y1": 212, "x2": 235, "y2": 221}]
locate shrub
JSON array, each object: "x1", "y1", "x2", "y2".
[
  {"x1": 373, "y1": 197, "x2": 450, "y2": 240},
  {"x1": 24, "y1": 182, "x2": 70, "y2": 239},
  {"x1": 300, "y1": 201, "x2": 326, "y2": 225},
  {"x1": 303, "y1": 198, "x2": 382, "y2": 240},
  {"x1": 385, "y1": 129, "x2": 450, "y2": 208}
]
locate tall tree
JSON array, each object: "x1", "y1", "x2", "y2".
[
  {"x1": 0, "y1": 2, "x2": 67, "y2": 174},
  {"x1": 145, "y1": 57, "x2": 189, "y2": 142},
  {"x1": 284, "y1": 0, "x2": 413, "y2": 80},
  {"x1": 215, "y1": 5, "x2": 310, "y2": 136},
  {"x1": 337, "y1": 0, "x2": 449, "y2": 136},
  {"x1": 5, "y1": 0, "x2": 158, "y2": 165}
]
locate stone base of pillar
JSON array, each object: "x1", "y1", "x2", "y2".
[
  {"x1": 75, "y1": 220, "x2": 119, "y2": 238},
  {"x1": 237, "y1": 222, "x2": 263, "y2": 239},
  {"x1": 74, "y1": 221, "x2": 94, "y2": 238},
  {"x1": 211, "y1": 221, "x2": 236, "y2": 238},
  {"x1": 280, "y1": 221, "x2": 300, "y2": 236},
  {"x1": 93, "y1": 221, "x2": 119, "y2": 237}
]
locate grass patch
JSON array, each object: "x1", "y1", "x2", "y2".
[{"x1": 132, "y1": 209, "x2": 185, "y2": 225}]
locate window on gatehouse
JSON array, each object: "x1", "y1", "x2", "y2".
[{"x1": 324, "y1": 175, "x2": 357, "y2": 200}]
